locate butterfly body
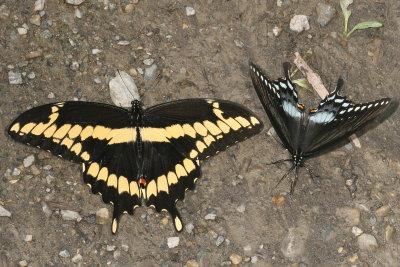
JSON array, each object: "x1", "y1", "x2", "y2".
[
  {"x1": 250, "y1": 62, "x2": 391, "y2": 193},
  {"x1": 8, "y1": 98, "x2": 263, "y2": 233}
]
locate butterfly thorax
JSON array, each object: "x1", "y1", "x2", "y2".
[
  {"x1": 292, "y1": 154, "x2": 304, "y2": 167},
  {"x1": 130, "y1": 100, "x2": 145, "y2": 177},
  {"x1": 130, "y1": 100, "x2": 144, "y2": 126}
]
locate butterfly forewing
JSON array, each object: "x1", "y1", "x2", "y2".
[
  {"x1": 8, "y1": 98, "x2": 263, "y2": 233},
  {"x1": 250, "y1": 63, "x2": 305, "y2": 153}
]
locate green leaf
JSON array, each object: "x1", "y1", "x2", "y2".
[
  {"x1": 340, "y1": 0, "x2": 354, "y2": 35},
  {"x1": 345, "y1": 21, "x2": 383, "y2": 38},
  {"x1": 293, "y1": 78, "x2": 313, "y2": 92}
]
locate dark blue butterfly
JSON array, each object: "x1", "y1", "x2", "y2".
[{"x1": 250, "y1": 62, "x2": 391, "y2": 193}]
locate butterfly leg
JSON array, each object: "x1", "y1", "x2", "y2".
[
  {"x1": 289, "y1": 167, "x2": 299, "y2": 194},
  {"x1": 274, "y1": 165, "x2": 295, "y2": 190},
  {"x1": 266, "y1": 158, "x2": 291, "y2": 166}
]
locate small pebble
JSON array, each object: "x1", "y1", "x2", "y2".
[
  {"x1": 186, "y1": 7, "x2": 195, "y2": 16},
  {"x1": 0, "y1": 206, "x2": 11, "y2": 217},
  {"x1": 185, "y1": 223, "x2": 194, "y2": 233},
  {"x1": 281, "y1": 222, "x2": 309, "y2": 258},
  {"x1": 75, "y1": 9, "x2": 82, "y2": 18},
  {"x1": 45, "y1": 174, "x2": 55, "y2": 184},
  {"x1": 8, "y1": 71, "x2": 23, "y2": 85},
  {"x1": 351, "y1": 226, "x2": 363, "y2": 237},
  {"x1": 17, "y1": 28, "x2": 28, "y2": 35},
  {"x1": 375, "y1": 205, "x2": 391, "y2": 216},
  {"x1": 215, "y1": 236, "x2": 225, "y2": 246},
  {"x1": 272, "y1": 26, "x2": 282, "y2": 36},
  {"x1": 229, "y1": 253, "x2": 242, "y2": 265},
  {"x1": 385, "y1": 225, "x2": 395, "y2": 242},
  {"x1": 65, "y1": 0, "x2": 85, "y2": 5},
  {"x1": 357, "y1": 233, "x2": 378, "y2": 250},
  {"x1": 316, "y1": 2, "x2": 336, "y2": 26},
  {"x1": 106, "y1": 245, "x2": 116, "y2": 251},
  {"x1": 18, "y1": 260, "x2": 28, "y2": 267},
  {"x1": 71, "y1": 254, "x2": 83, "y2": 263},
  {"x1": 23, "y1": 155, "x2": 35, "y2": 167},
  {"x1": 31, "y1": 165, "x2": 41, "y2": 175},
  {"x1": 17, "y1": 61, "x2": 28, "y2": 67},
  {"x1": 289, "y1": 15, "x2": 310, "y2": 33},
  {"x1": 24, "y1": 235, "x2": 33, "y2": 242},
  {"x1": 121, "y1": 244, "x2": 129, "y2": 252},
  {"x1": 234, "y1": 39, "x2": 244, "y2": 48},
  {"x1": 186, "y1": 260, "x2": 199, "y2": 267},
  {"x1": 236, "y1": 204, "x2": 245, "y2": 213},
  {"x1": 41, "y1": 201, "x2": 52, "y2": 217},
  {"x1": 167, "y1": 237, "x2": 179, "y2": 248},
  {"x1": 29, "y1": 14, "x2": 41, "y2": 26},
  {"x1": 113, "y1": 250, "x2": 121, "y2": 260},
  {"x1": 204, "y1": 213, "x2": 216, "y2": 220},
  {"x1": 34, "y1": 0, "x2": 45, "y2": 11},
  {"x1": 70, "y1": 61, "x2": 79, "y2": 70},
  {"x1": 92, "y1": 48, "x2": 102, "y2": 55},
  {"x1": 96, "y1": 208, "x2": 109, "y2": 224},
  {"x1": 40, "y1": 29, "x2": 52, "y2": 39},
  {"x1": 61, "y1": 210, "x2": 82, "y2": 221},
  {"x1": 27, "y1": 72, "x2": 36, "y2": 79},
  {"x1": 117, "y1": 40, "x2": 130, "y2": 46},
  {"x1": 47, "y1": 92, "x2": 55, "y2": 99},
  {"x1": 124, "y1": 3, "x2": 135, "y2": 13},
  {"x1": 276, "y1": 0, "x2": 283, "y2": 7},
  {"x1": 59, "y1": 249, "x2": 70, "y2": 258},
  {"x1": 94, "y1": 77, "x2": 101, "y2": 84},
  {"x1": 251, "y1": 256, "x2": 258, "y2": 263},
  {"x1": 12, "y1": 168, "x2": 21, "y2": 176},
  {"x1": 25, "y1": 50, "x2": 42, "y2": 59},
  {"x1": 243, "y1": 245, "x2": 251, "y2": 252},
  {"x1": 143, "y1": 58, "x2": 154, "y2": 66},
  {"x1": 144, "y1": 64, "x2": 158, "y2": 80}
]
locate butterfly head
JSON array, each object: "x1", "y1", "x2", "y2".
[
  {"x1": 130, "y1": 100, "x2": 144, "y2": 124},
  {"x1": 292, "y1": 154, "x2": 304, "y2": 167}
]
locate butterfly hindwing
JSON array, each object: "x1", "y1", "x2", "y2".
[{"x1": 250, "y1": 63, "x2": 305, "y2": 153}]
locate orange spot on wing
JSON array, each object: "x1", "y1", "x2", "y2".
[
  {"x1": 139, "y1": 178, "x2": 147, "y2": 188},
  {"x1": 310, "y1": 109, "x2": 317, "y2": 113},
  {"x1": 298, "y1": 104, "x2": 305, "y2": 110}
]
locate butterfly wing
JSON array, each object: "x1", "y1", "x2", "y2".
[
  {"x1": 250, "y1": 63, "x2": 306, "y2": 154},
  {"x1": 302, "y1": 81, "x2": 391, "y2": 156},
  {"x1": 8, "y1": 101, "x2": 141, "y2": 233}
]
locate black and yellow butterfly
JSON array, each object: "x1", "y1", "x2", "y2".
[{"x1": 8, "y1": 99, "x2": 263, "y2": 233}]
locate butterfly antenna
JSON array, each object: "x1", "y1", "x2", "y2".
[
  {"x1": 266, "y1": 158, "x2": 291, "y2": 166},
  {"x1": 289, "y1": 166, "x2": 299, "y2": 194},
  {"x1": 274, "y1": 165, "x2": 295, "y2": 191},
  {"x1": 282, "y1": 62, "x2": 291, "y2": 79},
  {"x1": 116, "y1": 69, "x2": 136, "y2": 99}
]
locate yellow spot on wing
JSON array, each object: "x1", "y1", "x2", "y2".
[
  {"x1": 130, "y1": 181, "x2": 139, "y2": 197},
  {"x1": 196, "y1": 141, "x2": 207, "y2": 153},
  {"x1": 165, "y1": 124, "x2": 184, "y2": 139},
  {"x1": 203, "y1": 120, "x2": 222, "y2": 135},
  {"x1": 174, "y1": 217, "x2": 183, "y2": 231},
  {"x1": 250, "y1": 116, "x2": 260, "y2": 125},
  {"x1": 235, "y1": 116, "x2": 250, "y2": 127},
  {"x1": 31, "y1": 113, "x2": 59, "y2": 135},
  {"x1": 68, "y1": 125, "x2": 83, "y2": 139},
  {"x1": 167, "y1": 172, "x2": 178, "y2": 185},
  {"x1": 203, "y1": 135, "x2": 215, "y2": 146},
  {"x1": 10, "y1": 123, "x2": 20, "y2": 133},
  {"x1": 189, "y1": 149, "x2": 198, "y2": 159},
  {"x1": 112, "y1": 218, "x2": 118, "y2": 234},
  {"x1": 212, "y1": 102, "x2": 220, "y2": 109},
  {"x1": 93, "y1": 126, "x2": 111, "y2": 140},
  {"x1": 183, "y1": 158, "x2": 196, "y2": 173},
  {"x1": 182, "y1": 124, "x2": 196, "y2": 138},
  {"x1": 108, "y1": 128, "x2": 136, "y2": 144},
  {"x1": 20, "y1": 123, "x2": 36, "y2": 134},
  {"x1": 175, "y1": 164, "x2": 187, "y2": 178},
  {"x1": 107, "y1": 174, "x2": 118, "y2": 188},
  {"x1": 43, "y1": 124, "x2": 57, "y2": 138},
  {"x1": 217, "y1": 120, "x2": 230, "y2": 133},
  {"x1": 118, "y1": 176, "x2": 129, "y2": 193},
  {"x1": 80, "y1": 126, "x2": 94, "y2": 141},
  {"x1": 97, "y1": 167, "x2": 108, "y2": 181},
  {"x1": 193, "y1": 122, "x2": 208, "y2": 136},
  {"x1": 51, "y1": 106, "x2": 59, "y2": 113},
  {"x1": 87, "y1": 163, "x2": 100, "y2": 177},
  {"x1": 140, "y1": 128, "x2": 169, "y2": 142},
  {"x1": 157, "y1": 175, "x2": 169, "y2": 193},
  {"x1": 53, "y1": 124, "x2": 72, "y2": 139},
  {"x1": 213, "y1": 109, "x2": 241, "y2": 130},
  {"x1": 80, "y1": 151, "x2": 90, "y2": 161},
  {"x1": 61, "y1": 137, "x2": 74, "y2": 148},
  {"x1": 146, "y1": 180, "x2": 157, "y2": 199},
  {"x1": 71, "y1": 142, "x2": 82, "y2": 155}
]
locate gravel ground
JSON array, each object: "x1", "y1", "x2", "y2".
[{"x1": 0, "y1": 0, "x2": 399, "y2": 266}]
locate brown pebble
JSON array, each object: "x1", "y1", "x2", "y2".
[
  {"x1": 29, "y1": 14, "x2": 41, "y2": 26},
  {"x1": 25, "y1": 51, "x2": 43, "y2": 60},
  {"x1": 385, "y1": 225, "x2": 395, "y2": 242},
  {"x1": 229, "y1": 253, "x2": 242, "y2": 265},
  {"x1": 92, "y1": 66, "x2": 101, "y2": 74},
  {"x1": 30, "y1": 165, "x2": 41, "y2": 175},
  {"x1": 375, "y1": 205, "x2": 391, "y2": 216},
  {"x1": 161, "y1": 217, "x2": 169, "y2": 225},
  {"x1": 272, "y1": 196, "x2": 285, "y2": 205},
  {"x1": 186, "y1": 260, "x2": 199, "y2": 267}
]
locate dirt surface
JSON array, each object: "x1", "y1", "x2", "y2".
[{"x1": 0, "y1": 0, "x2": 399, "y2": 266}]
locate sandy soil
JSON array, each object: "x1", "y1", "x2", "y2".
[{"x1": 0, "y1": 0, "x2": 399, "y2": 266}]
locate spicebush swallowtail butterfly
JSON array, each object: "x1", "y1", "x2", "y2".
[
  {"x1": 250, "y1": 62, "x2": 391, "y2": 193},
  {"x1": 8, "y1": 99, "x2": 263, "y2": 233}
]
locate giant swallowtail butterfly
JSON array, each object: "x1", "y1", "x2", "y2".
[
  {"x1": 8, "y1": 99, "x2": 263, "y2": 233},
  {"x1": 250, "y1": 62, "x2": 391, "y2": 193}
]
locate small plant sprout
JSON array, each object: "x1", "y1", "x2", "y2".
[
  {"x1": 291, "y1": 50, "x2": 313, "y2": 92},
  {"x1": 340, "y1": 0, "x2": 383, "y2": 40}
]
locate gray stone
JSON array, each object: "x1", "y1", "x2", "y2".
[
  {"x1": 0, "y1": 206, "x2": 11, "y2": 217},
  {"x1": 34, "y1": 0, "x2": 45, "y2": 11},
  {"x1": 289, "y1": 15, "x2": 310, "y2": 33},
  {"x1": 59, "y1": 249, "x2": 70, "y2": 258},
  {"x1": 186, "y1": 7, "x2": 195, "y2": 16},
  {"x1": 71, "y1": 254, "x2": 82, "y2": 263},
  {"x1": 65, "y1": 0, "x2": 85, "y2": 5},
  {"x1": 281, "y1": 221, "x2": 309, "y2": 258},
  {"x1": 27, "y1": 72, "x2": 36, "y2": 79},
  {"x1": 204, "y1": 213, "x2": 216, "y2": 220},
  {"x1": 215, "y1": 236, "x2": 225, "y2": 246},
  {"x1": 23, "y1": 155, "x2": 35, "y2": 168},
  {"x1": 144, "y1": 64, "x2": 158, "y2": 80},
  {"x1": 40, "y1": 30, "x2": 52, "y2": 39},
  {"x1": 96, "y1": 207, "x2": 109, "y2": 224},
  {"x1": 167, "y1": 236, "x2": 179, "y2": 248},
  {"x1": 316, "y1": 2, "x2": 336, "y2": 26},
  {"x1": 8, "y1": 71, "x2": 23, "y2": 85},
  {"x1": 61, "y1": 210, "x2": 82, "y2": 221},
  {"x1": 185, "y1": 223, "x2": 194, "y2": 233},
  {"x1": 109, "y1": 71, "x2": 140, "y2": 107},
  {"x1": 236, "y1": 204, "x2": 245, "y2": 213},
  {"x1": 357, "y1": 233, "x2": 378, "y2": 250},
  {"x1": 234, "y1": 39, "x2": 244, "y2": 48},
  {"x1": 143, "y1": 58, "x2": 154, "y2": 66}
]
